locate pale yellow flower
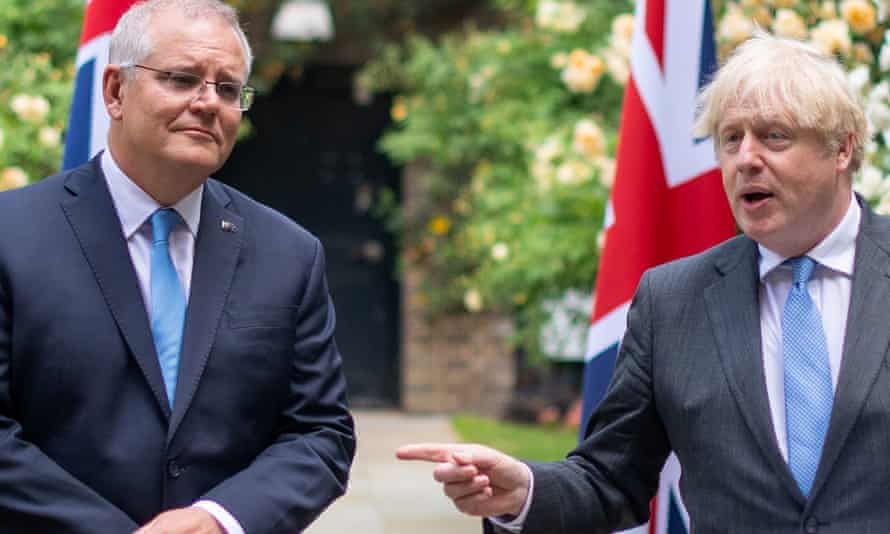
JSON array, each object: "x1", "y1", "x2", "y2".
[
  {"x1": 0, "y1": 167, "x2": 28, "y2": 191},
  {"x1": 718, "y1": 5, "x2": 754, "y2": 46},
  {"x1": 561, "y1": 49, "x2": 605, "y2": 93},
  {"x1": 603, "y1": 48, "x2": 630, "y2": 85},
  {"x1": 611, "y1": 13, "x2": 635, "y2": 45},
  {"x1": 773, "y1": 9, "x2": 808, "y2": 40},
  {"x1": 810, "y1": 19, "x2": 852, "y2": 56},
  {"x1": 491, "y1": 242, "x2": 510, "y2": 261},
  {"x1": 573, "y1": 119, "x2": 607, "y2": 159},
  {"x1": 818, "y1": 0, "x2": 838, "y2": 19},
  {"x1": 535, "y1": 136, "x2": 563, "y2": 163},
  {"x1": 10, "y1": 94, "x2": 50, "y2": 124},
  {"x1": 842, "y1": 0, "x2": 877, "y2": 34},
  {"x1": 38, "y1": 126, "x2": 61, "y2": 148},
  {"x1": 536, "y1": 1, "x2": 586, "y2": 33},
  {"x1": 463, "y1": 289, "x2": 483, "y2": 312},
  {"x1": 556, "y1": 160, "x2": 593, "y2": 185}
]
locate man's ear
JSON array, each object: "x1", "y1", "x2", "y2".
[
  {"x1": 103, "y1": 65, "x2": 126, "y2": 120},
  {"x1": 836, "y1": 132, "x2": 854, "y2": 173}
]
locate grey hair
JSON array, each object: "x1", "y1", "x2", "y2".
[
  {"x1": 109, "y1": 0, "x2": 253, "y2": 79},
  {"x1": 694, "y1": 30, "x2": 867, "y2": 175}
]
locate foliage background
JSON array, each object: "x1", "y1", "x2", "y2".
[
  {"x1": 7, "y1": 0, "x2": 890, "y2": 362},
  {"x1": 360, "y1": 0, "x2": 890, "y2": 361},
  {"x1": 0, "y1": 0, "x2": 83, "y2": 190},
  {"x1": 359, "y1": 0, "x2": 634, "y2": 360}
]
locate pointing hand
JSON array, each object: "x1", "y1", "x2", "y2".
[{"x1": 396, "y1": 443, "x2": 530, "y2": 518}]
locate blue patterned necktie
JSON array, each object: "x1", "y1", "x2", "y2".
[
  {"x1": 783, "y1": 256, "x2": 833, "y2": 497},
  {"x1": 150, "y1": 208, "x2": 186, "y2": 408}
]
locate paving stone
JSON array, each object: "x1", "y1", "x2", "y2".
[{"x1": 306, "y1": 410, "x2": 480, "y2": 534}]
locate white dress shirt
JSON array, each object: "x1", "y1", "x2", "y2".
[
  {"x1": 100, "y1": 150, "x2": 245, "y2": 534},
  {"x1": 758, "y1": 193, "x2": 858, "y2": 461},
  {"x1": 493, "y1": 193, "x2": 860, "y2": 532}
]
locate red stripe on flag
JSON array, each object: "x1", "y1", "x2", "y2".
[
  {"x1": 649, "y1": 497, "x2": 658, "y2": 534},
  {"x1": 80, "y1": 0, "x2": 137, "y2": 45},
  {"x1": 645, "y1": 0, "x2": 666, "y2": 70},
  {"x1": 590, "y1": 77, "x2": 735, "y2": 322}
]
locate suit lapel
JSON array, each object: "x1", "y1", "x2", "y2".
[
  {"x1": 809, "y1": 205, "x2": 890, "y2": 499},
  {"x1": 60, "y1": 158, "x2": 171, "y2": 417},
  {"x1": 703, "y1": 238, "x2": 804, "y2": 503},
  {"x1": 168, "y1": 180, "x2": 243, "y2": 440}
]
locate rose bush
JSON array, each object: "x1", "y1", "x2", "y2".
[
  {"x1": 362, "y1": 0, "x2": 890, "y2": 360},
  {"x1": 358, "y1": 0, "x2": 633, "y2": 358},
  {"x1": 0, "y1": 0, "x2": 83, "y2": 191}
]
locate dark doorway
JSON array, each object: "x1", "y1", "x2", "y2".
[{"x1": 216, "y1": 65, "x2": 401, "y2": 408}]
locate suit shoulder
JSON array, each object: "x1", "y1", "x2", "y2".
[
  {"x1": 644, "y1": 234, "x2": 751, "y2": 293},
  {"x1": 0, "y1": 164, "x2": 85, "y2": 214},
  {"x1": 208, "y1": 179, "x2": 319, "y2": 246}
]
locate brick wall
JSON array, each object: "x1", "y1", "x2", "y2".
[{"x1": 400, "y1": 163, "x2": 516, "y2": 417}]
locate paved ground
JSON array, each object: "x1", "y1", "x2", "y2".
[{"x1": 305, "y1": 410, "x2": 481, "y2": 534}]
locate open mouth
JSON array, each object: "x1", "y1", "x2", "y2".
[{"x1": 742, "y1": 191, "x2": 773, "y2": 204}]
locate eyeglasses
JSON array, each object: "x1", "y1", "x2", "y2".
[{"x1": 121, "y1": 63, "x2": 256, "y2": 111}]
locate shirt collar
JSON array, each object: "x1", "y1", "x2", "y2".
[
  {"x1": 101, "y1": 149, "x2": 203, "y2": 239},
  {"x1": 758, "y1": 193, "x2": 860, "y2": 281}
]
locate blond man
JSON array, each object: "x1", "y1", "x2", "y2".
[{"x1": 400, "y1": 32, "x2": 888, "y2": 534}]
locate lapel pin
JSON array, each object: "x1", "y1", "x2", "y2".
[{"x1": 221, "y1": 220, "x2": 238, "y2": 233}]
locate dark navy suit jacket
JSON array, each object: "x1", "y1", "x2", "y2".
[{"x1": 0, "y1": 157, "x2": 355, "y2": 533}]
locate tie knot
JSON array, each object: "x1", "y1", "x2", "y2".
[
  {"x1": 151, "y1": 208, "x2": 183, "y2": 244},
  {"x1": 786, "y1": 256, "x2": 817, "y2": 286}
]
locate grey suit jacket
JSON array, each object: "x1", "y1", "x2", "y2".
[{"x1": 514, "y1": 200, "x2": 890, "y2": 534}]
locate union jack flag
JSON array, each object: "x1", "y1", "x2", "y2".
[
  {"x1": 63, "y1": 0, "x2": 137, "y2": 170},
  {"x1": 581, "y1": 1, "x2": 736, "y2": 533}
]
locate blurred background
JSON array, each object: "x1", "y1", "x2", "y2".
[{"x1": 4, "y1": 0, "x2": 890, "y2": 455}]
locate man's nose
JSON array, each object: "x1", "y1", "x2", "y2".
[
  {"x1": 736, "y1": 135, "x2": 763, "y2": 172},
  {"x1": 189, "y1": 82, "x2": 221, "y2": 110}
]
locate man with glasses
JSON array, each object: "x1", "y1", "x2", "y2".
[{"x1": 0, "y1": 1, "x2": 354, "y2": 533}]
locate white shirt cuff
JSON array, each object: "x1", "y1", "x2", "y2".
[
  {"x1": 487, "y1": 463, "x2": 534, "y2": 533},
  {"x1": 193, "y1": 500, "x2": 245, "y2": 534}
]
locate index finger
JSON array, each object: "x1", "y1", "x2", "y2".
[{"x1": 396, "y1": 443, "x2": 464, "y2": 463}]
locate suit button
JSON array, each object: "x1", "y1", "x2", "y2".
[
  {"x1": 167, "y1": 460, "x2": 182, "y2": 478},
  {"x1": 804, "y1": 517, "x2": 819, "y2": 534}
]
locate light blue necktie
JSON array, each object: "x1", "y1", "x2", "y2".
[
  {"x1": 150, "y1": 208, "x2": 186, "y2": 408},
  {"x1": 783, "y1": 256, "x2": 833, "y2": 497}
]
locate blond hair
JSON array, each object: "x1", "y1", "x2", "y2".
[{"x1": 694, "y1": 31, "x2": 867, "y2": 175}]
